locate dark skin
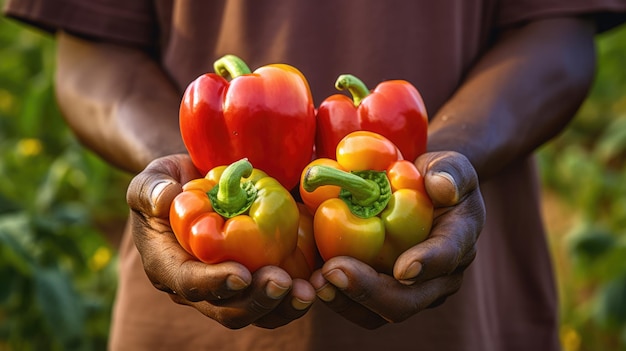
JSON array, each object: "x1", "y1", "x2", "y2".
[{"x1": 55, "y1": 16, "x2": 596, "y2": 329}]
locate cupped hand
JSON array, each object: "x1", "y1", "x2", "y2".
[
  {"x1": 126, "y1": 154, "x2": 316, "y2": 329},
  {"x1": 309, "y1": 151, "x2": 486, "y2": 329}
]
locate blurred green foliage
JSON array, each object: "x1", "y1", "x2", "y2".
[
  {"x1": 0, "y1": 10, "x2": 130, "y2": 351},
  {"x1": 538, "y1": 25, "x2": 626, "y2": 351},
  {"x1": 0, "y1": 4, "x2": 625, "y2": 351}
]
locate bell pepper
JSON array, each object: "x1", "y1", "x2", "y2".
[
  {"x1": 179, "y1": 54, "x2": 316, "y2": 190},
  {"x1": 279, "y1": 203, "x2": 319, "y2": 279},
  {"x1": 315, "y1": 74, "x2": 428, "y2": 162},
  {"x1": 300, "y1": 131, "x2": 434, "y2": 274},
  {"x1": 169, "y1": 158, "x2": 315, "y2": 278}
]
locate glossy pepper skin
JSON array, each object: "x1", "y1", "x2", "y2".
[
  {"x1": 279, "y1": 203, "x2": 319, "y2": 279},
  {"x1": 315, "y1": 74, "x2": 428, "y2": 162},
  {"x1": 300, "y1": 131, "x2": 434, "y2": 274},
  {"x1": 169, "y1": 159, "x2": 315, "y2": 278},
  {"x1": 179, "y1": 54, "x2": 316, "y2": 190}
]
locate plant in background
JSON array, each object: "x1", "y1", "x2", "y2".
[
  {"x1": 538, "y1": 25, "x2": 626, "y2": 350},
  {"x1": 0, "y1": 12, "x2": 130, "y2": 351}
]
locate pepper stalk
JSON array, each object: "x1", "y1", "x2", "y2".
[
  {"x1": 335, "y1": 74, "x2": 370, "y2": 107},
  {"x1": 213, "y1": 54, "x2": 252, "y2": 80},
  {"x1": 208, "y1": 158, "x2": 257, "y2": 218},
  {"x1": 303, "y1": 165, "x2": 391, "y2": 218}
]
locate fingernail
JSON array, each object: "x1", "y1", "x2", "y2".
[
  {"x1": 398, "y1": 261, "x2": 422, "y2": 285},
  {"x1": 324, "y1": 269, "x2": 349, "y2": 289},
  {"x1": 434, "y1": 171, "x2": 455, "y2": 184},
  {"x1": 316, "y1": 283, "x2": 336, "y2": 302},
  {"x1": 292, "y1": 297, "x2": 313, "y2": 310},
  {"x1": 151, "y1": 181, "x2": 175, "y2": 207},
  {"x1": 226, "y1": 275, "x2": 249, "y2": 291},
  {"x1": 266, "y1": 281, "x2": 289, "y2": 299},
  {"x1": 430, "y1": 171, "x2": 459, "y2": 205}
]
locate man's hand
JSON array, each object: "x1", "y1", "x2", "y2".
[
  {"x1": 126, "y1": 154, "x2": 316, "y2": 329},
  {"x1": 309, "y1": 151, "x2": 485, "y2": 329}
]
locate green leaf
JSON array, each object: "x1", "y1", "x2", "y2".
[
  {"x1": 0, "y1": 191, "x2": 20, "y2": 214},
  {"x1": 0, "y1": 213, "x2": 34, "y2": 276},
  {"x1": 33, "y1": 268, "x2": 86, "y2": 348},
  {"x1": 593, "y1": 273, "x2": 626, "y2": 327},
  {"x1": 0, "y1": 265, "x2": 18, "y2": 304},
  {"x1": 567, "y1": 222, "x2": 616, "y2": 262},
  {"x1": 595, "y1": 116, "x2": 626, "y2": 164}
]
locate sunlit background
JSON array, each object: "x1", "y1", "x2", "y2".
[{"x1": 1, "y1": 7, "x2": 625, "y2": 351}]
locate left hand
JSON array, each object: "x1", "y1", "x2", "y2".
[
  {"x1": 309, "y1": 151, "x2": 485, "y2": 329},
  {"x1": 126, "y1": 154, "x2": 317, "y2": 330}
]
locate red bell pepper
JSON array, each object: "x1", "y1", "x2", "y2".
[
  {"x1": 179, "y1": 54, "x2": 316, "y2": 190},
  {"x1": 315, "y1": 74, "x2": 428, "y2": 162}
]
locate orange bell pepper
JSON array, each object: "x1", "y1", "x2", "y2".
[
  {"x1": 170, "y1": 159, "x2": 315, "y2": 278},
  {"x1": 300, "y1": 131, "x2": 433, "y2": 274}
]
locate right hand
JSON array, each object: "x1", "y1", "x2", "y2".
[
  {"x1": 308, "y1": 151, "x2": 485, "y2": 329},
  {"x1": 126, "y1": 154, "x2": 316, "y2": 329}
]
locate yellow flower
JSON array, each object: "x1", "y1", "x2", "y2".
[
  {"x1": 17, "y1": 138, "x2": 43, "y2": 157},
  {"x1": 0, "y1": 90, "x2": 15, "y2": 112},
  {"x1": 89, "y1": 246, "x2": 112, "y2": 272},
  {"x1": 560, "y1": 325, "x2": 581, "y2": 351}
]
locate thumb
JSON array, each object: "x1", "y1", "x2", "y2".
[
  {"x1": 415, "y1": 151, "x2": 479, "y2": 207},
  {"x1": 126, "y1": 154, "x2": 198, "y2": 218}
]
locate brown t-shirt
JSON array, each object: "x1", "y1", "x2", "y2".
[{"x1": 4, "y1": 1, "x2": 626, "y2": 350}]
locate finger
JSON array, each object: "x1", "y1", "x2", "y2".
[
  {"x1": 394, "y1": 151, "x2": 485, "y2": 283},
  {"x1": 199, "y1": 266, "x2": 294, "y2": 329},
  {"x1": 414, "y1": 151, "x2": 480, "y2": 207},
  {"x1": 320, "y1": 257, "x2": 465, "y2": 325},
  {"x1": 392, "y1": 188, "x2": 482, "y2": 283},
  {"x1": 130, "y1": 212, "x2": 252, "y2": 302},
  {"x1": 393, "y1": 228, "x2": 478, "y2": 285},
  {"x1": 252, "y1": 278, "x2": 316, "y2": 329},
  {"x1": 126, "y1": 154, "x2": 200, "y2": 217},
  {"x1": 310, "y1": 262, "x2": 388, "y2": 329},
  {"x1": 289, "y1": 278, "x2": 317, "y2": 312}
]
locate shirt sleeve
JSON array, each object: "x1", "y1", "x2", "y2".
[
  {"x1": 496, "y1": 0, "x2": 626, "y2": 33},
  {"x1": 3, "y1": 0, "x2": 158, "y2": 48}
]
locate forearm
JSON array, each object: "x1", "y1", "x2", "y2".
[
  {"x1": 54, "y1": 32, "x2": 186, "y2": 174},
  {"x1": 427, "y1": 17, "x2": 596, "y2": 180}
]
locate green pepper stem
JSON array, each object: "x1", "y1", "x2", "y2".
[
  {"x1": 210, "y1": 159, "x2": 256, "y2": 217},
  {"x1": 335, "y1": 74, "x2": 370, "y2": 107},
  {"x1": 213, "y1": 54, "x2": 252, "y2": 80},
  {"x1": 304, "y1": 165, "x2": 380, "y2": 207}
]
